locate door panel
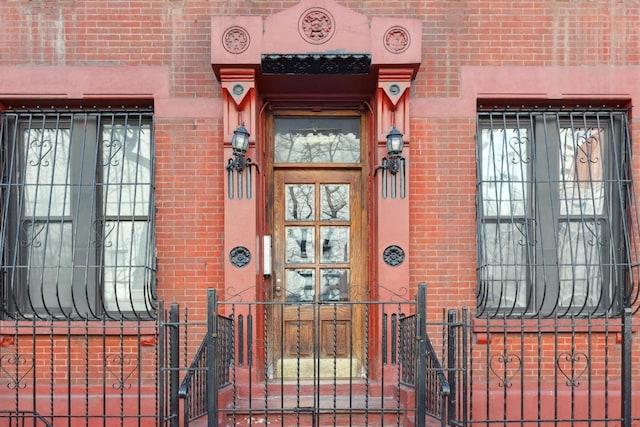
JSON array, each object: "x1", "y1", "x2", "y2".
[{"x1": 271, "y1": 168, "x2": 365, "y2": 378}]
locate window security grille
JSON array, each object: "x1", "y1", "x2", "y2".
[
  {"x1": 476, "y1": 107, "x2": 640, "y2": 317},
  {"x1": 0, "y1": 109, "x2": 156, "y2": 320}
]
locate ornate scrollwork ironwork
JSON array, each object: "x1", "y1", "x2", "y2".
[
  {"x1": 0, "y1": 353, "x2": 34, "y2": 390},
  {"x1": 556, "y1": 351, "x2": 589, "y2": 387},
  {"x1": 104, "y1": 354, "x2": 138, "y2": 390},
  {"x1": 489, "y1": 353, "x2": 522, "y2": 388}
]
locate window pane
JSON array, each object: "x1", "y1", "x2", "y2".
[
  {"x1": 557, "y1": 220, "x2": 604, "y2": 308},
  {"x1": 478, "y1": 222, "x2": 528, "y2": 310},
  {"x1": 559, "y1": 127, "x2": 605, "y2": 216},
  {"x1": 480, "y1": 128, "x2": 529, "y2": 217},
  {"x1": 285, "y1": 184, "x2": 314, "y2": 221},
  {"x1": 286, "y1": 226, "x2": 315, "y2": 263},
  {"x1": 102, "y1": 221, "x2": 153, "y2": 313},
  {"x1": 23, "y1": 128, "x2": 71, "y2": 217},
  {"x1": 320, "y1": 269, "x2": 349, "y2": 301},
  {"x1": 320, "y1": 226, "x2": 349, "y2": 263},
  {"x1": 274, "y1": 117, "x2": 360, "y2": 163},
  {"x1": 320, "y1": 184, "x2": 349, "y2": 220},
  {"x1": 285, "y1": 269, "x2": 315, "y2": 302},
  {"x1": 102, "y1": 123, "x2": 152, "y2": 217},
  {"x1": 24, "y1": 221, "x2": 74, "y2": 313}
]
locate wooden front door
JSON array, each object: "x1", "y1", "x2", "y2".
[{"x1": 268, "y1": 114, "x2": 367, "y2": 378}]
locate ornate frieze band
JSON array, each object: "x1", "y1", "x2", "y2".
[{"x1": 261, "y1": 53, "x2": 371, "y2": 74}]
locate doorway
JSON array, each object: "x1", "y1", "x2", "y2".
[{"x1": 267, "y1": 113, "x2": 368, "y2": 378}]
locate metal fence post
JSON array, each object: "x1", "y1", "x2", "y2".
[
  {"x1": 415, "y1": 283, "x2": 427, "y2": 427},
  {"x1": 447, "y1": 309, "x2": 457, "y2": 426},
  {"x1": 169, "y1": 303, "x2": 180, "y2": 427},
  {"x1": 622, "y1": 307, "x2": 632, "y2": 427},
  {"x1": 207, "y1": 289, "x2": 219, "y2": 427},
  {"x1": 158, "y1": 301, "x2": 166, "y2": 427}
]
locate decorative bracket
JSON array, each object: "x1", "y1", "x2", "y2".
[{"x1": 219, "y1": 68, "x2": 257, "y2": 143}]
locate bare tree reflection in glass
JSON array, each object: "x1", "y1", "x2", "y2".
[{"x1": 274, "y1": 118, "x2": 360, "y2": 164}]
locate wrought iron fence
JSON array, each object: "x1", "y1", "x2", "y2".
[
  {"x1": 444, "y1": 307, "x2": 637, "y2": 427},
  {"x1": 2, "y1": 284, "x2": 637, "y2": 427},
  {"x1": 175, "y1": 285, "x2": 450, "y2": 427},
  {"x1": 0, "y1": 315, "x2": 160, "y2": 426}
]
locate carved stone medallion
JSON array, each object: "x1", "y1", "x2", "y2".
[
  {"x1": 299, "y1": 8, "x2": 335, "y2": 44},
  {"x1": 383, "y1": 26, "x2": 410, "y2": 54},
  {"x1": 222, "y1": 26, "x2": 250, "y2": 54}
]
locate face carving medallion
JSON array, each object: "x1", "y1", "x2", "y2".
[
  {"x1": 299, "y1": 8, "x2": 335, "y2": 44},
  {"x1": 223, "y1": 26, "x2": 250, "y2": 54}
]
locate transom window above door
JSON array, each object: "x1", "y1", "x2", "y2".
[{"x1": 274, "y1": 117, "x2": 361, "y2": 163}]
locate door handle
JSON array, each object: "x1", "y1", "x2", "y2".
[{"x1": 274, "y1": 278, "x2": 282, "y2": 297}]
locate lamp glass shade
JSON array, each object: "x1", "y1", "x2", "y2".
[
  {"x1": 386, "y1": 126, "x2": 403, "y2": 156},
  {"x1": 232, "y1": 124, "x2": 250, "y2": 154}
]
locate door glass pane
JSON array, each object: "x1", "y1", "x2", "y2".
[
  {"x1": 320, "y1": 184, "x2": 349, "y2": 220},
  {"x1": 274, "y1": 118, "x2": 360, "y2": 163},
  {"x1": 320, "y1": 226, "x2": 349, "y2": 263},
  {"x1": 286, "y1": 226, "x2": 315, "y2": 263},
  {"x1": 285, "y1": 184, "x2": 315, "y2": 221},
  {"x1": 320, "y1": 269, "x2": 349, "y2": 301},
  {"x1": 285, "y1": 269, "x2": 315, "y2": 302}
]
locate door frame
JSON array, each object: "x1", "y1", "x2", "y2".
[{"x1": 263, "y1": 108, "x2": 372, "y2": 378}]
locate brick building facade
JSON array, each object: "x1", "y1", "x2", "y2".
[{"x1": 1, "y1": 1, "x2": 640, "y2": 426}]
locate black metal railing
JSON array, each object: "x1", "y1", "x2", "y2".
[
  {"x1": 413, "y1": 284, "x2": 451, "y2": 427},
  {"x1": 178, "y1": 290, "x2": 233, "y2": 426},
  {"x1": 172, "y1": 284, "x2": 450, "y2": 427},
  {"x1": 0, "y1": 410, "x2": 52, "y2": 427},
  {"x1": 178, "y1": 336, "x2": 209, "y2": 424}
]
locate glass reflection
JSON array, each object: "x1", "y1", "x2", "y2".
[
  {"x1": 321, "y1": 184, "x2": 349, "y2": 220},
  {"x1": 274, "y1": 118, "x2": 360, "y2": 163},
  {"x1": 102, "y1": 124, "x2": 152, "y2": 217},
  {"x1": 285, "y1": 184, "x2": 314, "y2": 221},
  {"x1": 286, "y1": 226, "x2": 315, "y2": 263},
  {"x1": 321, "y1": 226, "x2": 349, "y2": 263},
  {"x1": 286, "y1": 269, "x2": 315, "y2": 302},
  {"x1": 23, "y1": 128, "x2": 71, "y2": 217},
  {"x1": 320, "y1": 269, "x2": 349, "y2": 301}
]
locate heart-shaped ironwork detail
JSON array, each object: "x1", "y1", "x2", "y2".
[
  {"x1": 556, "y1": 351, "x2": 589, "y2": 387},
  {"x1": 0, "y1": 353, "x2": 34, "y2": 390},
  {"x1": 489, "y1": 353, "x2": 522, "y2": 388},
  {"x1": 104, "y1": 354, "x2": 138, "y2": 390}
]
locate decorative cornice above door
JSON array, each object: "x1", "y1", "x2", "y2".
[{"x1": 211, "y1": 0, "x2": 422, "y2": 79}]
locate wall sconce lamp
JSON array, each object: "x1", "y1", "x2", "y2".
[
  {"x1": 226, "y1": 123, "x2": 259, "y2": 200},
  {"x1": 226, "y1": 123, "x2": 256, "y2": 172},
  {"x1": 376, "y1": 125, "x2": 405, "y2": 175},
  {"x1": 376, "y1": 126, "x2": 406, "y2": 199}
]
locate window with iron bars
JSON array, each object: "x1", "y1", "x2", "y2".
[
  {"x1": 476, "y1": 107, "x2": 640, "y2": 317},
  {"x1": 0, "y1": 108, "x2": 156, "y2": 320}
]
